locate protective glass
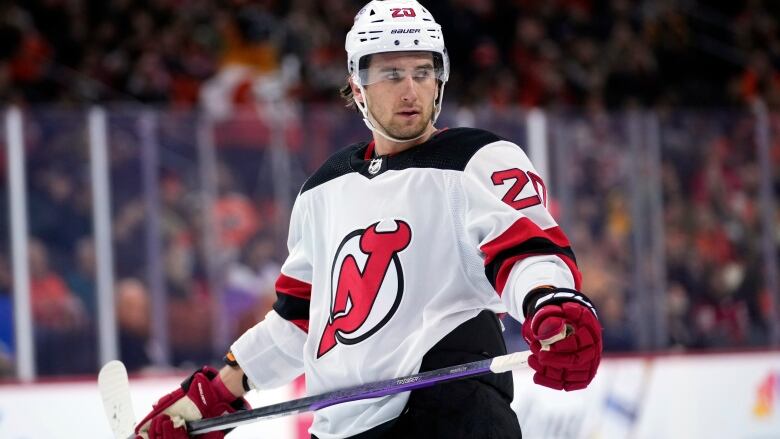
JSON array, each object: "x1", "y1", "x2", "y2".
[{"x1": 357, "y1": 64, "x2": 446, "y2": 86}]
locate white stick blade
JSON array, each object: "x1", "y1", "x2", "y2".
[{"x1": 98, "y1": 360, "x2": 136, "y2": 439}]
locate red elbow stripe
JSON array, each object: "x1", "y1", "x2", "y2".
[
  {"x1": 481, "y1": 217, "x2": 571, "y2": 266},
  {"x1": 482, "y1": 217, "x2": 581, "y2": 295},
  {"x1": 274, "y1": 274, "x2": 311, "y2": 329},
  {"x1": 275, "y1": 273, "x2": 312, "y2": 300}
]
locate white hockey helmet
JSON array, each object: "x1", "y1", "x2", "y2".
[{"x1": 346, "y1": 0, "x2": 450, "y2": 127}]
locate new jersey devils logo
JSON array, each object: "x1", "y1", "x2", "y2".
[{"x1": 317, "y1": 220, "x2": 412, "y2": 358}]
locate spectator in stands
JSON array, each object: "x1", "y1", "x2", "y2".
[
  {"x1": 28, "y1": 167, "x2": 90, "y2": 263},
  {"x1": 116, "y1": 278, "x2": 151, "y2": 372},
  {"x1": 224, "y1": 234, "x2": 281, "y2": 339},
  {"x1": 113, "y1": 198, "x2": 147, "y2": 279},
  {"x1": 0, "y1": 0, "x2": 771, "y2": 109},
  {"x1": 65, "y1": 236, "x2": 97, "y2": 316},
  {"x1": 168, "y1": 283, "x2": 214, "y2": 366},
  {"x1": 213, "y1": 163, "x2": 261, "y2": 254},
  {"x1": 737, "y1": 50, "x2": 780, "y2": 108},
  {"x1": 29, "y1": 238, "x2": 93, "y2": 374},
  {"x1": 666, "y1": 282, "x2": 693, "y2": 349},
  {"x1": 29, "y1": 238, "x2": 85, "y2": 331},
  {"x1": 599, "y1": 293, "x2": 635, "y2": 351}
]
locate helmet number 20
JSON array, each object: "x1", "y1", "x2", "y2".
[
  {"x1": 390, "y1": 8, "x2": 416, "y2": 18},
  {"x1": 491, "y1": 169, "x2": 547, "y2": 210}
]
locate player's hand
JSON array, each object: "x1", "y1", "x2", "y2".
[
  {"x1": 134, "y1": 366, "x2": 249, "y2": 439},
  {"x1": 521, "y1": 288, "x2": 602, "y2": 391}
]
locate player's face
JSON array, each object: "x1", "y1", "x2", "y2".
[{"x1": 359, "y1": 52, "x2": 438, "y2": 140}]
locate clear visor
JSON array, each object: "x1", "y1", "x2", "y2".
[{"x1": 357, "y1": 64, "x2": 446, "y2": 86}]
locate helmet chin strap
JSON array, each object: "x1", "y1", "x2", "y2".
[{"x1": 354, "y1": 81, "x2": 437, "y2": 145}]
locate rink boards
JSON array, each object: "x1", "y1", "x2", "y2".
[{"x1": 0, "y1": 350, "x2": 778, "y2": 438}]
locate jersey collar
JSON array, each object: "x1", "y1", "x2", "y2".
[{"x1": 354, "y1": 128, "x2": 449, "y2": 179}]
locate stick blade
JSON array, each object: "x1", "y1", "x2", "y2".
[{"x1": 98, "y1": 360, "x2": 136, "y2": 439}]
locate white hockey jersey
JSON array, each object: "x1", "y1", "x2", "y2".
[{"x1": 231, "y1": 128, "x2": 581, "y2": 438}]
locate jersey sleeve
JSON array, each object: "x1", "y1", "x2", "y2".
[
  {"x1": 462, "y1": 140, "x2": 581, "y2": 322},
  {"x1": 230, "y1": 195, "x2": 311, "y2": 389}
]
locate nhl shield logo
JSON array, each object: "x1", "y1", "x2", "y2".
[
  {"x1": 368, "y1": 157, "x2": 382, "y2": 175},
  {"x1": 317, "y1": 219, "x2": 412, "y2": 358}
]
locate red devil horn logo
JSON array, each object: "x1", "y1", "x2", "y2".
[{"x1": 317, "y1": 220, "x2": 411, "y2": 358}]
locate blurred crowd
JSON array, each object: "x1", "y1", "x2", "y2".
[
  {"x1": 0, "y1": 0, "x2": 778, "y2": 377},
  {"x1": 0, "y1": 0, "x2": 779, "y2": 109},
  {"x1": 558, "y1": 109, "x2": 780, "y2": 353},
  {"x1": 0, "y1": 109, "x2": 289, "y2": 375}
]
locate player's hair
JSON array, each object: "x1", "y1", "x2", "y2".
[
  {"x1": 339, "y1": 81, "x2": 356, "y2": 109},
  {"x1": 339, "y1": 55, "x2": 373, "y2": 110}
]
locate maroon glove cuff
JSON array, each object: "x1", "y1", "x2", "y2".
[
  {"x1": 211, "y1": 373, "x2": 240, "y2": 404},
  {"x1": 522, "y1": 287, "x2": 598, "y2": 321}
]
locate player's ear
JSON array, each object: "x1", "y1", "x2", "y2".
[{"x1": 349, "y1": 76, "x2": 364, "y2": 105}]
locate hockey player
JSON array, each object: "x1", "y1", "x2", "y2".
[{"x1": 135, "y1": 1, "x2": 602, "y2": 438}]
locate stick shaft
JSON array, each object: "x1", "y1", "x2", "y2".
[{"x1": 187, "y1": 351, "x2": 530, "y2": 435}]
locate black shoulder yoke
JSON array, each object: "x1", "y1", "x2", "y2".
[{"x1": 300, "y1": 128, "x2": 507, "y2": 192}]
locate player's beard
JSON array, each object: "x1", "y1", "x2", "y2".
[{"x1": 376, "y1": 102, "x2": 434, "y2": 141}]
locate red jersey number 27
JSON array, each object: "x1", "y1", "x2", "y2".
[{"x1": 491, "y1": 169, "x2": 547, "y2": 210}]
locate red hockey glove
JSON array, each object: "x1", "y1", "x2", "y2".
[
  {"x1": 135, "y1": 366, "x2": 249, "y2": 439},
  {"x1": 521, "y1": 287, "x2": 602, "y2": 391}
]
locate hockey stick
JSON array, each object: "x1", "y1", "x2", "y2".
[
  {"x1": 98, "y1": 360, "x2": 137, "y2": 439},
  {"x1": 99, "y1": 351, "x2": 530, "y2": 438},
  {"x1": 187, "y1": 350, "x2": 531, "y2": 435}
]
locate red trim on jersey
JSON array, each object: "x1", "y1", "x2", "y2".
[
  {"x1": 481, "y1": 217, "x2": 571, "y2": 265},
  {"x1": 363, "y1": 129, "x2": 448, "y2": 160},
  {"x1": 289, "y1": 319, "x2": 310, "y2": 333},
  {"x1": 275, "y1": 273, "x2": 312, "y2": 300},
  {"x1": 364, "y1": 141, "x2": 376, "y2": 160},
  {"x1": 481, "y1": 217, "x2": 581, "y2": 293}
]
